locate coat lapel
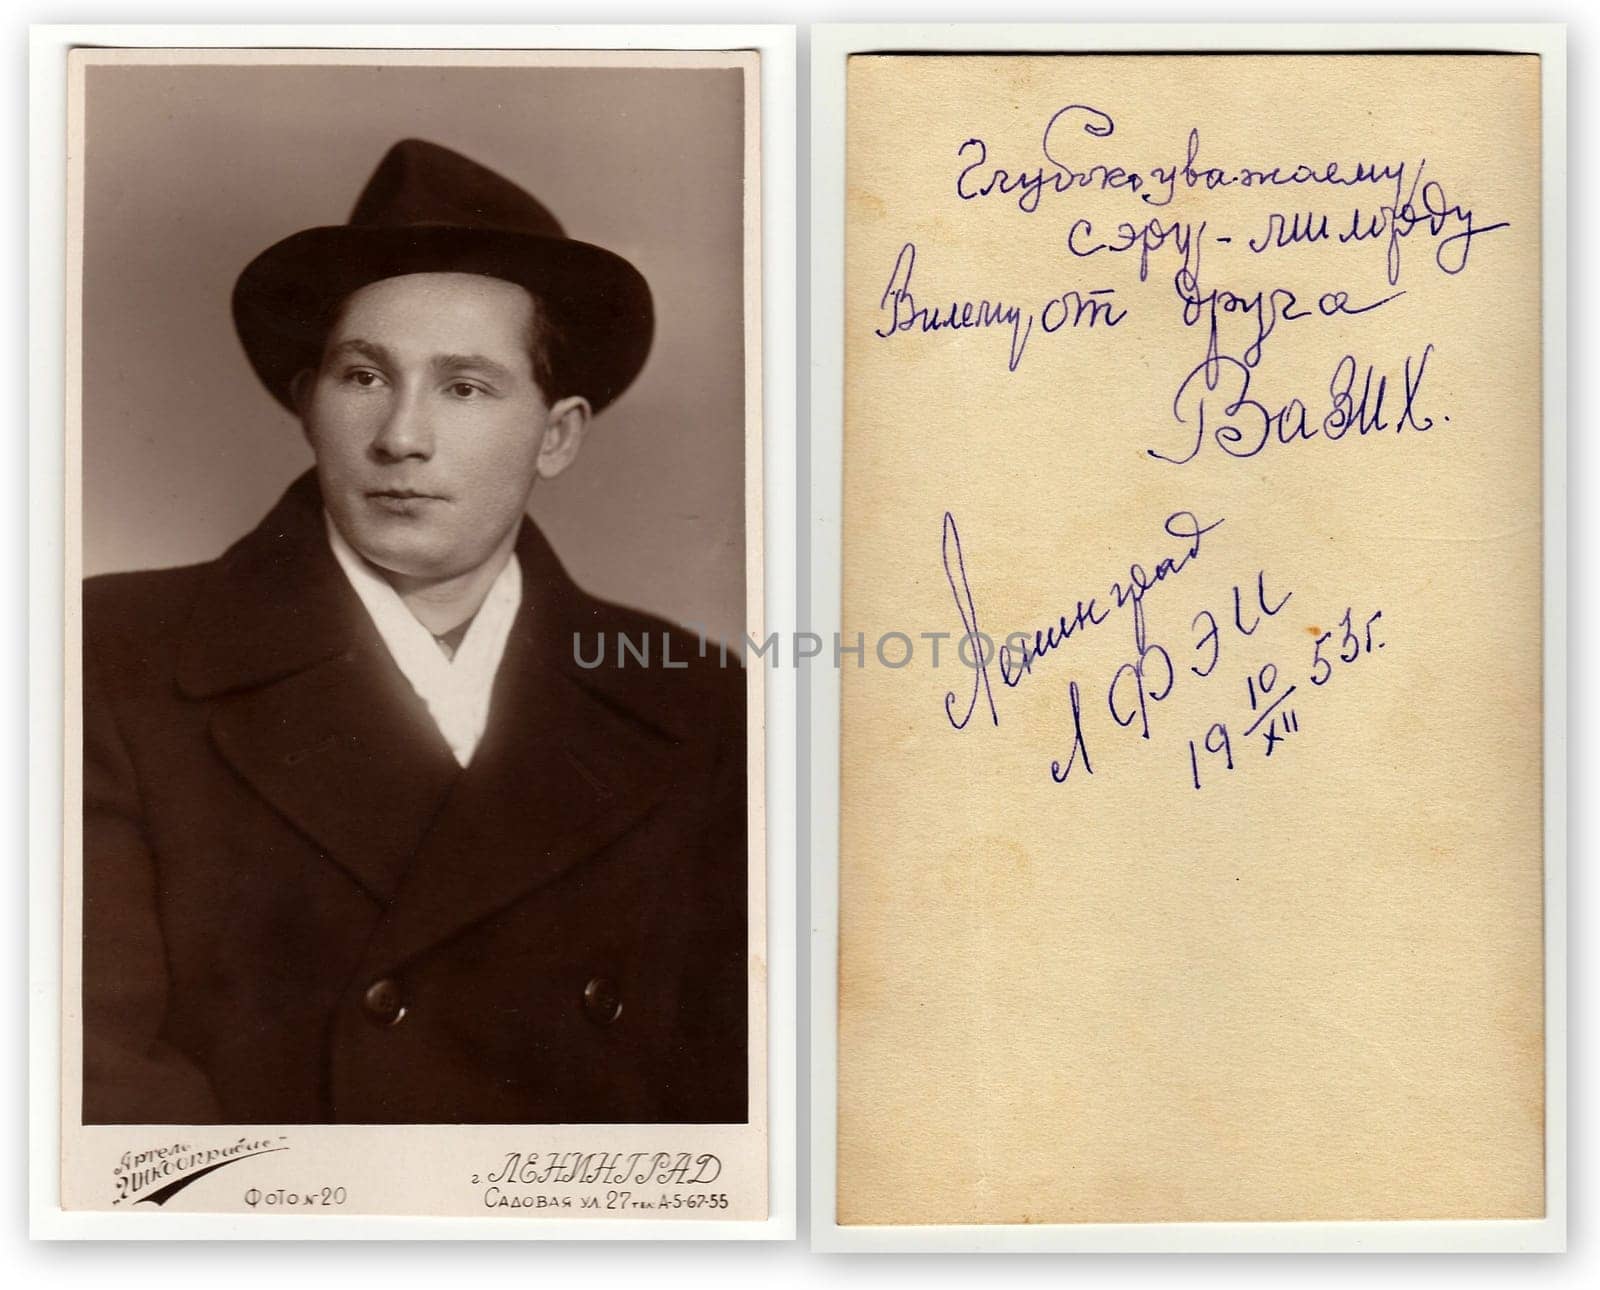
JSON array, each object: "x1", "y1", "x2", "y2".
[
  {"x1": 177, "y1": 473, "x2": 461, "y2": 903},
  {"x1": 357, "y1": 521, "x2": 687, "y2": 975},
  {"x1": 178, "y1": 472, "x2": 694, "y2": 960}
]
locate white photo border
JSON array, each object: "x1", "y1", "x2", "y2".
[
  {"x1": 808, "y1": 20, "x2": 1567, "y2": 1254},
  {"x1": 29, "y1": 21, "x2": 797, "y2": 1242}
]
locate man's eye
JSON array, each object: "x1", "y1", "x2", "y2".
[
  {"x1": 448, "y1": 382, "x2": 483, "y2": 399},
  {"x1": 344, "y1": 369, "x2": 383, "y2": 387}
]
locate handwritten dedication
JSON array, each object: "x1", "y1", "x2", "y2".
[{"x1": 838, "y1": 54, "x2": 1543, "y2": 1224}]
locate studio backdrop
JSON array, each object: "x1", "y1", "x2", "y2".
[{"x1": 80, "y1": 55, "x2": 747, "y2": 646}]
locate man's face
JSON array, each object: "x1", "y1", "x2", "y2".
[{"x1": 302, "y1": 271, "x2": 558, "y2": 586}]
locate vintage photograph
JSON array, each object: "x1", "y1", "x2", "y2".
[{"x1": 62, "y1": 45, "x2": 766, "y2": 1218}]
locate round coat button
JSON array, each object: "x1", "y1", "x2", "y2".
[
  {"x1": 363, "y1": 978, "x2": 406, "y2": 1026},
  {"x1": 583, "y1": 976, "x2": 623, "y2": 1025}
]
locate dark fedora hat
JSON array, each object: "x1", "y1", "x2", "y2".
[{"x1": 232, "y1": 138, "x2": 653, "y2": 414}]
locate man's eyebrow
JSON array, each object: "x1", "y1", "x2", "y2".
[
  {"x1": 325, "y1": 338, "x2": 395, "y2": 366},
  {"x1": 432, "y1": 353, "x2": 519, "y2": 382}
]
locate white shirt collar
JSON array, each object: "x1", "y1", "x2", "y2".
[{"x1": 324, "y1": 513, "x2": 522, "y2": 768}]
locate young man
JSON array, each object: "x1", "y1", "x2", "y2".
[{"x1": 81, "y1": 139, "x2": 747, "y2": 1125}]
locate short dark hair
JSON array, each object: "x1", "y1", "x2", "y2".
[{"x1": 521, "y1": 290, "x2": 567, "y2": 406}]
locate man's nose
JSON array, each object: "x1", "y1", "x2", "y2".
[{"x1": 370, "y1": 387, "x2": 435, "y2": 461}]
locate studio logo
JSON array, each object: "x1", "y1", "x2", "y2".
[{"x1": 112, "y1": 1135, "x2": 289, "y2": 1206}]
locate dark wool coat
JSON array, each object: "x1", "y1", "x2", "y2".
[{"x1": 82, "y1": 472, "x2": 747, "y2": 1125}]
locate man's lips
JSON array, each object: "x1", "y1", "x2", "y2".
[{"x1": 364, "y1": 489, "x2": 449, "y2": 514}]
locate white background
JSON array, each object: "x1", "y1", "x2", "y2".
[{"x1": 12, "y1": 0, "x2": 1596, "y2": 1284}]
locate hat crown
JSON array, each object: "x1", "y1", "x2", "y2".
[
  {"x1": 235, "y1": 138, "x2": 653, "y2": 414},
  {"x1": 348, "y1": 138, "x2": 567, "y2": 240}
]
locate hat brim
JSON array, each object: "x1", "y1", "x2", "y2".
[{"x1": 232, "y1": 224, "x2": 653, "y2": 414}]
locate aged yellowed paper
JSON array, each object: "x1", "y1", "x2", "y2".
[{"x1": 840, "y1": 54, "x2": 1542, "y2": 1224}]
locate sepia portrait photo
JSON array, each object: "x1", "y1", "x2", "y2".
[{"x1": 59, "y1": 43, "x2": 768, "y2": 1222}]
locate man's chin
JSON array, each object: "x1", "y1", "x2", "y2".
[
  {"x1": 339, "y1": 526, "x2": 460, "y2": 586},
  {"x1": 329, "y1": 502, "x2": 517, "y2": 591}
]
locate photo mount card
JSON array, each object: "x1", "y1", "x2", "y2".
[
  {"x1": 39, "y1": 34, "x2": 793, "y2": 1236},
  {"x1": 818, "y1": 26, "x2": 1563, "y2": 1250}
]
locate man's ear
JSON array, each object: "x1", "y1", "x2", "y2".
[{"x1": 535, "y1": 396, "x2": 593, "y2": 480}]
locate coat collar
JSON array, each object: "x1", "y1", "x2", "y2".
[
  {"x1": 176, "y1": 471, "x2": 371, "y2": 700},
  {"x1": 174, "y1": 472, "x2": 694, "y2": 951},
  {"x1": 176, "y1": 470, "x2": 698, "y2": 739}
]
